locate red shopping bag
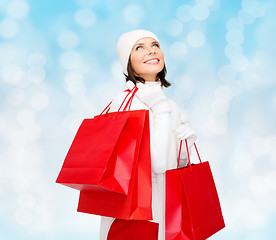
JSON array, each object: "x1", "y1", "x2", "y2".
[
  {"x1": 166, "y1": 140, "x2": 225, "y2": 240},
  {"x1": 56, "y1": 87, "x2": 141, "y2": 195},
  {"x1": 107, "y1": 219, "x2": 159, "y2": 240},
  {"x1": 77, "y1": 110, "x2": 152, "y2": 220}
]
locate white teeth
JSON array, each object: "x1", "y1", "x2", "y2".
[{"x1": 145, "y1": 59, "x2": 158, "y2": 63}]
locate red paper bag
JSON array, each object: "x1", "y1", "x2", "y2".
[
  {"x1": 77, "y1": 110, "x2": 152, "y2": 220},
  {"x1": 56, "y1": 88, "x2": 141, "y2": 195},
  {"x1": 166, "y1": 140, "x2": 225, "y2": 240},
  {"x1": 107, "y1": 219, "x2": 159, "y2": 240}
]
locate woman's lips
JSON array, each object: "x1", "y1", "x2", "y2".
[{"x1": 144, "y1": 58, "x2": 159, "y2": 64}]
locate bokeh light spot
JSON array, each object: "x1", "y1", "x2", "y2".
[
  {"x1": 123, "y1": 4, "x2": 145, "y2": 25},
  {"x1": 254, "y1": 51, "x2": 272, "y2": 69},
  {"x1": 242, "y1": 0, "x2": 266, "y2": 18},
  {"x1": 7, "y1": 0, "x2": 29, "y2": 19},
  {"x1": 230, "y1": 54, "x2": 249, "y2": 72},
  {"x1": 226, "y1": 29, "x2": 244, "y2": 45},
  {"x1": 238, "y1": 9, "x2": 256, "y2": 24},
  {"x1": 226, "y1": 18, "x2": 244, "y2": 31},
  {"x1": 0, "y1": 18, "x2": 19, "y2": 39},
  {"x1": 28, "y1": 52, "x2": 47, "y2": 68},
  {"x1": 6, "y1": 88, "x2": 25, "y2": 106},
  {"x1": 165, "y1": 19, "x2": 183, "y2": 36},
  {"x1": 17, "y1": 108, "x2": 35, "y2": 127},
  {"x1": 58, "y1": 30, "x2": 79, "y2": 50},
  {"x1": 187, "y1": 30, "x2": 205, "y2": 48},
  {"x1": 30, "y1": 93, "x2": 49, "y2": 110},
  {"x1": 75, "y1": 8, "x2": 97, "y2": 28},
  {"x1": 176, "y1": 5, "x2": 192, "y2": 22},
  {"x1": 191, "y1": 4, "x2": 210, "y2": 21},
  {"x1": 169, "y1": 42, "x2": 188, "y2": 59},
  {"x1": 225, "y1": 44, "x2": 243, "y2": 59},
  {"x1": 27, "y1": 67, "x2": 45, "y2": 83}
]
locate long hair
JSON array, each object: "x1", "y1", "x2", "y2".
[{"x1": 124, "y1": 58, "x2": 171, "y2": 87}]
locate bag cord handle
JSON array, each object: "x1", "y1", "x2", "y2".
[
  {"x1": 177, "y1": 139, "x2": 202, "y2": 169},
  {"x1": 99, "y1": 86, "x2": 138, "y2": 116}
]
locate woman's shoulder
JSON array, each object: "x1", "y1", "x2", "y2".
[{"x1": 109, "y1": 88, "x2": 148, "y2": 112}]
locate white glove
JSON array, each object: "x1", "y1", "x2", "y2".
[
  {"x1": 175, "y1": 114, "x2": 197, "y2": 142},
  {"x1": 126, "y1": 80, "x2": 171, "y2": 115}
]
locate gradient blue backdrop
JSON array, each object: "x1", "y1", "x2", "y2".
[{"x1": 1, "y1": 0, "x2": 276, "y2": 239}]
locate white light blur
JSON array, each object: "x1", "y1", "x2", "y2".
[
  {"x1": 27, "y1": 67, "x2": 45, "y2": 83},
  {"x1": 64, "y1": 71, "x2": 87, "y2": 96},
  {"x1": 30, "y1": 92, "x2": 49, "y2": 110},
  {"x1": 232, "y1": 198, "x2": 267, "y2": 229},
  {"x1": 17, "y1": 108, "x2": 35, "y2": 127},
  {"x1": 17, "y1": 193, "x2": 36, "y2": 209},
  {"x1": 209, "y1": 114, "x2": 228, "y2": 134},
  {"x1": 214, "y1": 85, "x2": 233, "y2": 102},
  {"x1": 23, "y1": 124, "x2": 42, "y2": 141},
  {"x1": 191, "y1": 4, "x2": 210, "y2": 21},
  {"x1": 226, "y1": 18, "x2": 244, "y2": 31},
  {"x1": 12, "y1": 178, "x2": 31, "y2": 194},
  {"x1": 174, "y1": 75, "x2": 194, "y2": 101},
  {"x1": 217, "y1": 64, "x2": 237, "y2": 82},
  {"x1": 28, "y1": 52, "x2": 47, "y2": 68},
  {"x1": 1, "y1": 63, "x2": 26, "y2": 86},
  {"x1": 123, "y1": 4, "x2": 145, "y2": 25},
  {"x1": 169, "y1": 42, "x2": 188, "y2": 59},
  {"x1": 6, "y1": 88, "x2": 25, "y2": 106},
  {"x1": 226, "y1": 29, "x2": 244, "y2": 45},
  {"x1": 238, "y1": 9, "x2": 256, "y2": 24},
  {"x1": 59, "y1": 50, "x2": 82, "y2": 70},
  {"x1": 224, "y1": 44, "x2": 243, "y2": 59},
  {"x1": 110, "y1": 61, "x2": 123, "y2": 81},
  {"x1": 195, "y1": 0, "x2": 214, "y2": 6},
  {"x1": 232, "y1": 152, "x2": 255, "y2": 175},
  {"x1": 0, "y1": 18, "x2": 19, "y2": 39},
  {"x1": 187, "y1": 30, "x2": 205, "y2": 48},
  {"x1": 58, "y1": 30, "x2": 79, "y2": 50},
  {"x1": 70, "y1": 96, "x2": 94, "y2": 114},
  {"x1": 15, "y1": 209, "x2": 33, "y2": 226},
  {"x1": 63, "y1": 112, "x2": 84, "y2": 133},
  {"x1": 242, "y1": 0, "x2": 266, "y2": 18},
  {"x1": 176, "y1": 5, "x2": 192, "y2": 22},
  {"x1": 7, "y1": 0, "x2": 29, "y2": 19},
  {"x1": 165, "y1": 19, "x2": 183, "y2": 36},
  {"x1": 230, "y1": 54, "x2": 249, "y2": 72},
  {"x1": 211, "y1": 99, "x2": 229, "y2": 115},
  {"x1": 254, "y1": 51, "x2": 272, "y2": 69},
  {"x1": 75, "y1": 0, "x2": 98, "y2": 7},
  {"x1": 0, "y1": 43, "x2": 17, "y2": 64},
  {"x1": 75, "y1": 8, "x2": 97, "y2": 28},
  {"x1": 249, "y1": 175, "x2": 271, "y2": 196}
]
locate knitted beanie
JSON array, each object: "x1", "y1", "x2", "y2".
[{"x1": 116, "y1": 29, "x2": 159, "y2": 75}]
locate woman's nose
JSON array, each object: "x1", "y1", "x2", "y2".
[{"x1": 147, "y1": 47, "x2": 155, "y2": 55}]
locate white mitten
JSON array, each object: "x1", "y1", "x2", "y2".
[
  {"x1": 175, "y1": 114, "x2": 197, "y2": 142},
  {"x1": 126, "y1": 80, "x2": 170, "y2": 115}
]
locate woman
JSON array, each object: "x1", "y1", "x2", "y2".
[{"x1": 100, "y1": 29, "x2": 197, "y2": 240}]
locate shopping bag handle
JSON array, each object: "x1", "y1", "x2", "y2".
[
  {"x1": 177, "y1": 139, "x2": 202, "y2": 169},
  {"x1": 99, "y1": 86, "x2": 138, "y2": 116}
]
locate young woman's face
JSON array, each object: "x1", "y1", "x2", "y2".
[{"x1": 130, "y1": 37, "x2": 164, "y2": 81}]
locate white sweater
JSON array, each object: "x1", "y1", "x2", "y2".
[{"x1": 99, "y1": 81, "x2": 196, "y2": 240}]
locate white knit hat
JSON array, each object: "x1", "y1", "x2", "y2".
[{"x1": 116, "y1": 29, "x2": 159, "y2": 75}]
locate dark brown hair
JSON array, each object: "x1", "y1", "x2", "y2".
[{"x1": 124, "y1": 58, "x2": 171, "y2": 88}]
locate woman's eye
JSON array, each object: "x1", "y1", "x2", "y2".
[
  {"x1": 152, "y1": 43, "x2": 159, "y2": 48},
  {"x1": 136, "y1": 46, "x2": 143, "y2": 51}
]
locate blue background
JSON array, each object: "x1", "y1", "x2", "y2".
[{"x1": 0, "y1": 0, "x2": 276, "y2": 239}]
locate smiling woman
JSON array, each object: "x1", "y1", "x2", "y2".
[{"x1": 98, "y1": 29, "x2": 197, "y2": 240}]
